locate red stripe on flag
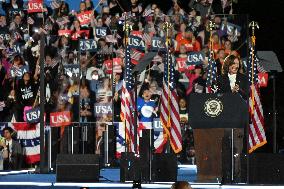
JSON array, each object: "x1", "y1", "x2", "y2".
[{"x1": 26, "y1": 154, "x2": 40, "y2": 164}]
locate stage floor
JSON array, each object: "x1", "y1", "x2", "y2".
[{"x1": 0, "y1": 166, "x2": 283, "y2": 189}]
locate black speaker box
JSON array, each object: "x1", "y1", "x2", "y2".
[
  {"x1": 139, "y1": 129, "x2": 154, "y2": 182},
  {"x1": 152, "y1": 153, "x2": 177, "y2": 182},
  {"x1": 120, "y1": 152, "x2": 141, "y2": 182},
  {"x1": 56, "y1": 154, "x2": 100, "y2": 182},
  {"x1": 249, "y1": 153, "x2": 284, "y2": 184}
]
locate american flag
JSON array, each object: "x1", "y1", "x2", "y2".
[
  {"x1": 14, "y1": 122, "x2": 40, "y2": 164},
  {"x1": 56, "y1": 16, "x2": 69, "y2": 26},
  {"x1": 142, "y1": 8, "x2": 153, "y2": 17},
  {"x1": 255, "y1": 55, "x2": 267, "y2": 73},
  {"x1": 160, "y1": 51, "x2": 182, "y2": 153},
  {"x1": 248, "y1": 40, "x2": 267, "y2": 153},
  {"x1": 50, "y1": 0, "x2": 61, "y2": 9},
  {"x1": 121, "y1": 46, "x2": 136, "y2": 153},
  {"x1": 142, "y1": 32, "x2": 152, "y2": 46},
  {"x1": 130, "y1": 49, "x2": 145, "y2": 65},
  {"x1": 206, "y1": 52, "x2": 217, "y2": 93},
  {"x1": 27, "y1": 17, "x2": 35, "y2": 25}
]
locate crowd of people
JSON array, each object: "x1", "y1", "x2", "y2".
[{"x1": 0, "y1": 0, "x2": 247, "y2": 169}]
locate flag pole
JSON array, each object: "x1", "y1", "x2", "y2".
[
  {"x1": 248, "y1": 21, "x2": 259, "y2": 118},
  {"x1": 162, "y1": 21, "x2": 172, "y2": 152},
  {"x1": 39, "y1": 29, "x2": 47, "y2": 173},
  {"x1": 208, "y1": 20, "x2": 215, "y2": 92},
  {"x1": 246, "y1": 20, "x2": 259, "y2": 184},
  {"x1": 123, "y1": 19, "x2": 132, "y2": 153}
]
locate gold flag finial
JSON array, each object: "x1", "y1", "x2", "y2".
[
  {"x1": 249, "y1": 21, "x2": 259, "y2": 37},
  {"x1": 163, "y1": 22, "x2": 172, "y2": 46}
]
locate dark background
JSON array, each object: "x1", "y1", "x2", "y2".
[{"x1": 237, "y1": 0, "x2": 284, "y2": 152}]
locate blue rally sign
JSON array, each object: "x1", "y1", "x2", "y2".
[
  {"x1": 64, "y1": 64, "x2": 80, "y2": 78},
  {"x1": 10, "y1": 65, "x2": 29, "y2": 79},
  {"x1": 128, "y1": 35, "x2": 145, "y2": 51},
  {"x1": 25, "y1": 107, "x2": 40, "y2": 124},
  {"x1": 187, "y1": 52, "x2": 205, "y2": 65},
  {"x1": 150, "y1": 37, "x2": 166, "y2": 52},
  {"x1": 152, "y1": 118, "x2": 163, "y2": 132},
  {"x1": 94, "y1": 103, "x2": 112, "y2": 118},
  {"x1": 80, "y1": 39, "x2": 97, "y2": 52},
  {"x1": 95, "y1": 27, "x2": 107, "y2": 38}
]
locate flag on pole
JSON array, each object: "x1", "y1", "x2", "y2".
[
  {"x1": 160, "y1": 51, "x2": 182, "y2": 153},
  {"x1": 121, "y1": 46, "x2": 136, "y2": 152},
  {"x1": 248, "y1": 40, "x2": 267, "y2": 153},
  {"x1": 130, "y1": 49, "x2": 145, "y2": 65},
  {"x1": 205, "y1": 52, "x2": 217, "y2": 93}
]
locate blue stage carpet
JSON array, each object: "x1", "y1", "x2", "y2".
[
  {"x1": 1, "y1": 166, "x2": 282, "y2": 189},
  {"x1": 0, "y1": 166, "x2": 197, "y2": 183},
  {"x1": 0, "y1": 166, "x2": 197, "y2": 189}
]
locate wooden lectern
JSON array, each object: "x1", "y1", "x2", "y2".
[{"x1": 189, "y1": 93, "x2": 248, "y2": 183}]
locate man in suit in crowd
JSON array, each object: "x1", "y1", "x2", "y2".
[{"x1": 2, "y1": 127, "x2": 22, "y2": 170}]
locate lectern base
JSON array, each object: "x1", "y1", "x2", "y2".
[{"x1": 194, "y1": 128, "x2": 224, "y2": 183}]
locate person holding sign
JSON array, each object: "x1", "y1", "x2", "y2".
[{"x1": 16, "y1": 72, "x2": 38, "y2": 122}]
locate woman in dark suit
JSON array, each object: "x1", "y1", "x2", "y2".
[
  {"x1": 217, "y1": 54, "x2": 248, "y2": 100},
  {"x1": 217, "y1": 54, "x2": 247, "y2": 183}
]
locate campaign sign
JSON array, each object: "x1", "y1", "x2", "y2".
[
  {"x1": 221, "y1": 22, "x2": 241, "y2": 35},
  {"x1": 71, "y1": 30, "x2": 90, "y2": 40},
  {"x1": 258, "y1": 73, "x2": 268, "y2": 87},
  {"x1": 50, "y1": 111, "x2": 71, "y2": 127},
  {"x1": 187, "y1": 52, "x2": 205, "y2": 65},
  {"x1": 63, "y1": 64, "x2": 80, "y2": 78},
  {"x1": 13, "y1": 43, "x2": 24, "y2": 54},
  {"x1": 77, "y1": 10, "x2": 93, "y2": 25},
  {"x1": 25, "y1": 107, "x2": 40, "y2": 124},
  {"x1": 128, "y1": 35, "x2": 145, "y2": 51},
  {"x1": 0, "y1": 31, "x2": 11, "y2": 41},
  {"x1": 94, "y1": 103, "x2": 112, "y2": 117},
  {"x1": 153, "y1": 118, "x2": 163, "y2": 132},
  {"x1": 10, "y1": 65, "x2": 29, "y2": 79},
  {"x1": 9, "y1": 8, "x2": 23, "y2": 16},
  {"x1": 95, "y1": 27, "x2": 107, "y2": 38},
  {"x1": 80, "y1": 39, "x2": 97, "y2": 52},
  {"x1": 28, "y1": 0, "x2": 45, "y2": 13},
  {"x1": 176, "y1": 58, "x2": 187, "y2": 72},
  {"x1": 58, "y1": 30, "x2": 72, "y2": 37},
  {"x1": 150, "y1": 37, "x2": 166, "y2": 52}
]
